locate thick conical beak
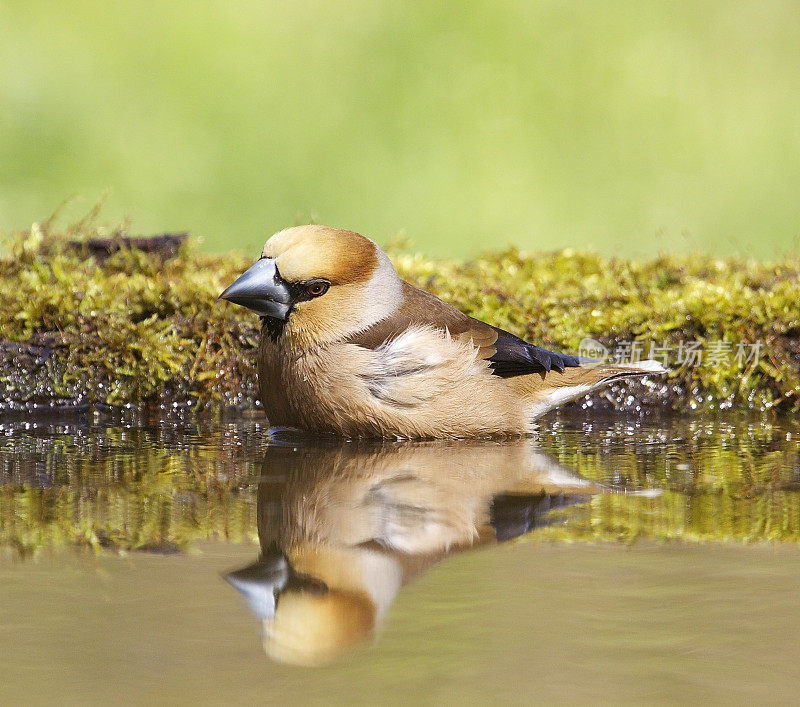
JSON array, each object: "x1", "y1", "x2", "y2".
[{"x1": 219, "y1": 258, "x2": 292, "y2": 319}]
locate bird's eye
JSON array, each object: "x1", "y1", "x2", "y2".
[{"x1": 306, "y1": 281, "x2": 329, "y2": 297}]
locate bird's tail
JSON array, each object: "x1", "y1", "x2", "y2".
[{"x1": 509, "y1": 359, "x2": 667, "y2": 419}]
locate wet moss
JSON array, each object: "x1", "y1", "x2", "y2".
[{"x1": 1, "y1": 222, "x2": 799, "y2": 414}]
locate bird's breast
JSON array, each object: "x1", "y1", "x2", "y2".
[{"x1": 256, "y1": 327, "x2": 528, "y2": 437}]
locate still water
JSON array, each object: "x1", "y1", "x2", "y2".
[{"x1": 1, "y1": 410, "x2": 799, "y2": 703}]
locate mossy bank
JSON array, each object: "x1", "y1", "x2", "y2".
[{"x1": 1, "y1": 223, "x2": 799, "y2": 415}]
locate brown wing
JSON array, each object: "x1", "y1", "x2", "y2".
[{"x1": 346, "y1": 282, "x2": 582, "y2": 376}]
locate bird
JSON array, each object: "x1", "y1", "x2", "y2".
[
  {"x1": 219, "y1": 225, "x2": 666, "y2": 438},
  {"x1": 225, "y1": 437, "x2": 599, "y2": 665}
]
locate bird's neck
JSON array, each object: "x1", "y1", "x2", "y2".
[{"x1": 261, "y1": 316, "x2": 286, "y2": 342}]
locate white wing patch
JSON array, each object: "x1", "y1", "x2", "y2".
[{"x1": 363, "y1": 326, "x2": 479, "y2": 409}]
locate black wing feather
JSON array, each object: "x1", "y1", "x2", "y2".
[{"x1": 488, "y1": 328, "x2": 582, "y2": 378}]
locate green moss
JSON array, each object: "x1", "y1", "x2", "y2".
[{"x1": 1, "y1": 222, "x2": 799, "y2": 413}]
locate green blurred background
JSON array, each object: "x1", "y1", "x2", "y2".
[{"x1": 1, "y1": 0, "x2": 799, "y2": 258}]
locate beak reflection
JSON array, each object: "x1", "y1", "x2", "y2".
[{"x1": 225, "y1": 438, "x2": 600, "y2": 666}]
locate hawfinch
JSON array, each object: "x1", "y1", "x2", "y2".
[
  {"x1": 225, "y1": 437, "x2": 597, "y2": 665},
  {"x1": 220, "y1": 225, "x2": 665, "y2": 438}
]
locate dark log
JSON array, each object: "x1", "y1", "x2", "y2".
[{"x1": 70, "y1": 233, "x2": 188, "y2": 261}]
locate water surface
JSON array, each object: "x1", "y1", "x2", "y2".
[{"x1": 1, "y1": 410, "x2": 799, "y2": 702}]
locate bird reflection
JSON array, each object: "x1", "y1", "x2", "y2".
[{"x1": 225, "y1": 436, "x2": 598, "y2": 666}]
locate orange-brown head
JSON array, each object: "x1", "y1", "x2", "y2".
[
  {"x1": 220, "y1": 225, "x2": 403, "y2": 346},
  {"x1": 225, "y1": 543, "x2": 395, "y2": 666}
]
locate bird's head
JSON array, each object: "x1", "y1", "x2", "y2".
[
  {"x1": 219, "y1": 225, "x2": 403, "y2": 346},
  {"x1": 225, "y1": 543, "x2": 395, "y2": 666}
]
